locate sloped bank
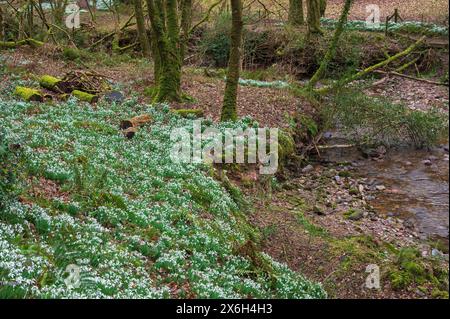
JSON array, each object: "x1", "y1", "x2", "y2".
[{"x1": 0, "y1": 94, "x2": 325, "y2": 299}]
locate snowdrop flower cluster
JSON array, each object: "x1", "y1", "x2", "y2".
[
  {"x1": 238, "y1": 78, "x2": 290, "y2": 89},
  {"x1": 222, "y1": 76, "x2": 290, "y2": 89},
  {"x1": 320, "y1": 17, "x2": 448, "y2": 36},
  {"x1": 0, "y1": 90, "x2": 326, "y2": 299}
]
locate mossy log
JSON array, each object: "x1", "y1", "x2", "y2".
[
  {"x1": 172, "y1": 109, "x2": 204, "y2": 118},
  {"x1": 39, "y1": 75, "x2": 66, "y2": 93},
  {"x1": 0, "y1": 38, "x2": 43, "y2": 50},
  {"x1": 0, "y1": 41, "x2": 21, "y2": 49},
  {"x1": 14, "y1": 86, "x2": 44, "y2": 102},
  {"x1": 25, "y1": 38, "x2": 44, "y2": 48},
  {"x1": 119, "y1": 114, "x2": 152, "y2": 130},
  {"x1": 72, "y1": 90, "x2": 99, "y2": 103},
  {"x1": 315, "y1": 35, "x2": 426, "y2": 94}
]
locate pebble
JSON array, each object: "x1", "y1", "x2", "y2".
[
  {"x1": 422, "y1": 159, "x2": 432, "y2": 166},
  {"x1": 432, "y1": 249, "x2": 444, "y2": 258},
  {"x1": 346, "y1": 209, "x2": 364, "y2": 221},
  {"x1": 416, "y1": 289, "x2": 427, "y2": 297},
  {"x1": 323, "y1": 132, "x2": 333, "y2": 139},
  {"x1": 104, "y1": 91, "x2": 124, "y2": 103},
  {"x1": 358, "y1": 184, "x2": 364, "y2": 194},
  {"x1": 302, "y1": 164, "x2": 314, "y2": 173},
  {"x1": 334, "y1": 175, "x2": 342, "y2": 184},
  {"x1": 313, "y1": 205, "x2": 327, "y2": 216},
  {"x1": 375, "y1": 185, "x2": 386, "y2": 191},
  {"x1": 402, "y1": 218, "x2": 415, "y2": 229}
]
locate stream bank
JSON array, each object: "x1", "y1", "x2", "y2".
[
  {"x1": 244, "y1": 139, "x2": 449, "y2": 298},
  {"x1": 245, "y1": 149, "x2": 449, "y2": 298}
]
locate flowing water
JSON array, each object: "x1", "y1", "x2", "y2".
[
  {"x1": 319, "y1": 134, "x2": 449, "y2": 244},
  {"x1": 358, "y1": 146, "x2": 449, "y2": 240}
]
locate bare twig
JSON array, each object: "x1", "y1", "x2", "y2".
[{"x1": 373, "y1": 70, "x2": 448, "y2": 86}]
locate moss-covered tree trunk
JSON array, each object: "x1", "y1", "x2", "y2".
[
  {"x1": 51, "y1": 0, "x2": 67, "y2": 26},
  {"x1": 307, "y1": 0, "x2": 323, "y2": 35},
  {"x1": 0, "y1": 4, "x2": 4, "y2": 41},
  {"x1": 133, "y1": 0, "x2": 152, "y2": 58},
  {"x1": 180, "y1": 0, "x2": 192, "y2": 61},
  {"x1": 221, "y1": 0, "x2": 243, "y2": 122},
  {"x1": 150, "y1": 29, "x2": 162, "y2": 83},
  {"x1": 27, "y1": 1, "x2": 34, "y2": 38},
  {"x1": 308, "y1": 0, "x2": 352, "y2": 88},
  {"x1": 146, "y1": 0, "x2": 192, "y2": 103},
  {"x1": 319, "y1": 0, "x2": 327, "y2": 17},
  {"x1": 288, "y1": 0, "x2": 304, "y2": 26}
]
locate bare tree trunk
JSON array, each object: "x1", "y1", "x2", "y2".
[
  {"x1": 288, "y1": 0, "x2": 304, "y2": 26},
  {"x1": 133, "y1": 0, "x2": 151, "y2": 58},
  {"x1": 221, "y1": 0, "x2": 243, "y2": 122}
]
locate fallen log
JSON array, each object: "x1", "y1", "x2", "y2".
[
  {"x1": 25, "y1": 38, "x2": 44, "y2": 48},
  {"x1": 0, "y1": 41, "x2": 23, "y2": 49},
  {"x1": 315, "y1": 36, "x2": 426, "y2": 94},
  {"x1": 14, "y1": 86, "x2": 44, "y2": 102},
  {"x1": 72, "y1": 90, "x2": 98, "y2": 103},
  {"x1": 0, "y1": 38, "x2": 43, "y2": 49},
  {"x1": 120, "y1": 114, "x2": 152, "y2": 130},
  {"x1": 123, "y1": 127, "x2": 137, "y2": 139},
  {"x1": 39, "y1": 75, "x2": 68, "y2": 93}
]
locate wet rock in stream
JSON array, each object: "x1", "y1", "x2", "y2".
[{"x1": 314, "y1": 137, "x2": 449, "y2": 245}]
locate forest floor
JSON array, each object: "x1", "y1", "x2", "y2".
[
  {"x1": 1, "y1": 43, "x2": 448, "y2": 127},
  {"x1": 1, "y1": 22, "x2": 449, "y2": 298}
]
